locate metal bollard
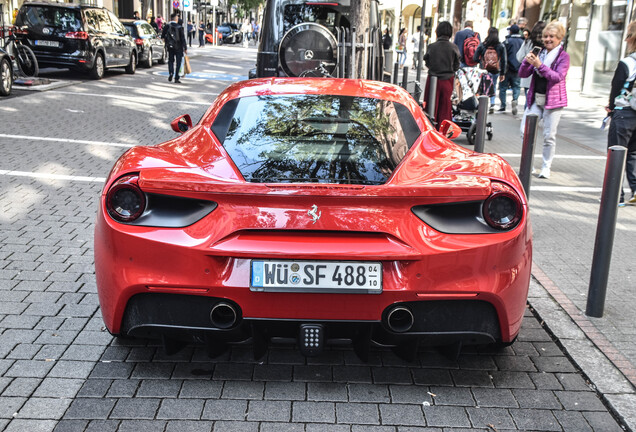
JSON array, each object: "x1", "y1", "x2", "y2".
[
  {"x1": 473, "y1": 96, "x2": 489, "y2": 153},
  {"x1": 401, "y1": 66, "x2": 409, "y2": 90},
  {"x1": 519, "y1": 114, "x2": 539, "y2": 197},
  {"x1": 585, "y1": 145, "x2": 627, "y2": 318},
  {"x1": 393, "y1": 62, "x2": 399, "y2": 85},
  {"x1": 427, "y1": 76, "x2": 437, "y2": 122}
]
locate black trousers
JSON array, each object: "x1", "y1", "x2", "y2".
[{"x1": 168, "y1": 49, "x2": 183, "y2": 78}]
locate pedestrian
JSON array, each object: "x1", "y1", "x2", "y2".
[
  {"x1": 241, "y1": 19, "x2": 252, "y2": 47},
  {"x1": 518, "y1": 21, "x2": 570, "y2": 180},
  {"x1": 156, "y1": 15, "x2": 164, "y2": 31},
  {"x1": 150, "y1": 16, "x2": 158, "y2": 32},
  {"x1": 453, "y1": 20, "x2": 480, "y2": 67},
  {"x1": 423, "y1": 21, "x2": 460, "y2": 129},
  {"x1": 187, "y1": 20, "x2": 194, "y2": 47},
  {"x1": 606, "y1": 20, "x2": 636, "y2": 205},
  {"x1": 382, "y1": 28, "x2": 392, "y2": 50},
  {"x1": 516, "y1": 21, "x2": 545, "y2": 98},
  {"x1": 253, "y1": 21, "x2": 260, "y2": 42},
  {"x1": 198, "y1": 20, "x2": 205, "y2": 47},
  {"x1": 162, "y1": 11, "x2": 187, "y2": 83},
  {"x1": 133, "y1": 10, "x2": 140, "y2": 20},
  {"x1": 500, "y1": 24, "x2": 524, "y2": 114},
  {"x1": 397, "y1": 28, "x2": 407, "y2": 66},
  {"x1": 517, "y1": 17, "x2": 528, "y2": 32},
  {"x1": 473, "y1": 27, "x2": 507, "y2": 113},
  {"x1": 411, "y1": 25, "x2": 422, "y2": 69}
]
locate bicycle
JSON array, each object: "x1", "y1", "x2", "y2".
[{"x1": 2, "y1": 26, "x2": 39, "y2": 78}]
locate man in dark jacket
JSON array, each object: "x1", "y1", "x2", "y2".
[
  {"x1": 500, "y1": 24, "x2": 524, "y2": 114},
  {"x1": 453, "y1": 20, "x2": 480, "y2": 67},
  {"x1": 162, "y1": 12, "x2": 187, "y2": 83}
]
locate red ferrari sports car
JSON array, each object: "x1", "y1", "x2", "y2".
[{"x1": 95, "y1": 77, "x2": 532, "y2": 361}]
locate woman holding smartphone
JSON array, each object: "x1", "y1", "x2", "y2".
[{"x1": 518, "y1": 21, "x2": 570, "y2": 179}]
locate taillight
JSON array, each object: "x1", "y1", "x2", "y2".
[
  {"x1": 106, "y1": 174, "x2": 145, "y2": 222},
  {"x1": 12, "y1": 26, "x2": 28, "y2": 35},
  {"x1": 483, "y1": 182, "x2": 523, "y2": 230},
  {"x1": 135, "y1": 38, "x2": 143, "y2": 45},
  {"x1": 65, "y1": 31, "x2": 89, "y2": 40}
]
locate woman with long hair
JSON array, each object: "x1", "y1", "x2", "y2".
[
  {"x1": 473, "y1": 27, "x2": 507, "y2": 113},
  {"x1": 423, "y1": 21, "x2": 460, "y2": 128},
  {"x1": 516, "y1": 21, "x2": 546, "y2": 97},
  {"x1": 518, "y1": 21, "x2": 570, "y2": 180},
  {"x1": 397, "y1": 28, "x2": 408, "y2": 66}
]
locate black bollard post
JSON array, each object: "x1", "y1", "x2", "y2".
[
  {"x1": 474, "y1": 96, "x2": 489, "y2": 153},
  {"x1": 427, "y1": 76, "x2": 437, "y2": 123},
  {"x1": 401, "y1": 66, "x2": 409, "y2": 90},
  {"x1": 586, "y1": 145, "x2": 627, "y2": 318},
  {"x1": 393, "y1": 62, "x2": 399, "y2": 85},
  {"x1": 519, "y1": 114, "x2": 539, "y2": 197}
]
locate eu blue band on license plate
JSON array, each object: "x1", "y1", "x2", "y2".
[{"x1": 250, "y1": 260, "x2": 382, "y2": 294}]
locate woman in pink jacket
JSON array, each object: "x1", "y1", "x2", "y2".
[{"x1": 518, "y1": 21, "x2": 570, "y2": 179}]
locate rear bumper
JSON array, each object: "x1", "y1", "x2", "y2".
[
  {"x1": 121, "y1": 292, "x2": 502, "y2": 347},
  {"x1": 33, "y1": 51, "x2": 93, "y2": 71}
]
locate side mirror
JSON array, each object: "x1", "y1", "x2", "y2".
[
  {"x1": 171, "y1": 114, "x2": 193, "y2": 133},
  {"x1": 438, "y1": 120, "x2": 462, "y2": 140}
]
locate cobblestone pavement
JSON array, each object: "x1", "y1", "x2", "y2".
[{"x1": 0, "y1": 46, "x2": 630, "y2": 431}]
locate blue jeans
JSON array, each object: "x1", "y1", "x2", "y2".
[
  {"x1": 608, "y1": 108, "x2": 636, "y2": 200},
  {"x1": 499, "y1": 71, "x2": 521, "y2": 108},
  {"x1": 488, "y1": 72, "x2": 499, "y2": 105},
  {"x1": 168, "y1": 49, "x2": 183, "y2": 78}
]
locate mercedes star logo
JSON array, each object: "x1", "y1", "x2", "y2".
[
  {"x1": 308, "y1": 204, "x2": 321, "y2": 224},
  {"x1": 304, "y1": 50, "x2": 314, "y2": 60}
]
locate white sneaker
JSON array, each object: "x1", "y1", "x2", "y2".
[
  {"x1": 538, "y1": 167, "x2": 550, "y2": 179},
  {"x1": 512, "y1": 100, "x2": 518, "y2": 115}
]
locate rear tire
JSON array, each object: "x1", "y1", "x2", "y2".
[
  {"x1": 0, "y1": 58, "x2": 12, "y2": 96},
  {"x1": 16, "y1": 44, "x2": 38, "y2": 77},
  {"x1": 89, "y1": 53, "x2": 105, "y2": 80},
  {"x1": 125, "y1": 52, "x2": 137, "y2": 74},
  {"x1": 467, "y1": 123, "x2": 476, "y2": 146},
  {"x1": 144, "y1": 49, "x2": 153, "y2": 68}
]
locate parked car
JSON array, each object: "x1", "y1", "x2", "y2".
[
  {"x1": 94, "y1": 77, "x2": 532, "y2": 361},
  {"x1": 14, "y1": 2, "x2": 137, "y2": 79},
  {"x1": 0, "y1": 47, "x2": 13, "y2": 96},
  {"x1": 216, "y1": 22, "x2": 242, "y2": 44},
  {"x1": 251, "y1": 0, "x2": 383, "y2": 79},
  {"x1": 120, "y1": 19, "x2": 165, "y2": 68}
]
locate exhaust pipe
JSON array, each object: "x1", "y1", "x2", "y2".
[
  {"x1": 386, "y1": 306, "x2": 414, "y2": 333},
  {"x1": 210, "y1": 302, "x2": 238, "y2": 329}
]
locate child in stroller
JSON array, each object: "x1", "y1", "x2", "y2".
[{"x1": 451, "y1": 67, "x2": 494, "y2": 145}]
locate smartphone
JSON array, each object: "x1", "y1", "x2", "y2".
[{"x1": 532, "y1": 46, "x2": 542, "y2": 56}]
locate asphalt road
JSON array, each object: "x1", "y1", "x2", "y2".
[{"x1": 0, "y1": 45, "x2": 628, "y2": 431}]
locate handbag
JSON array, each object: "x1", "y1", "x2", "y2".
[{"x1": 183, "y1": 55, "x2": 192, "y2": 75}]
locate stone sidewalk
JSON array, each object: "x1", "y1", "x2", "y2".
[{"x1": 469, "y1": 87, "x2": 636, "y2": 430}]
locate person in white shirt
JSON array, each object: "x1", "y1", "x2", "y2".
[{"x1": 411, "y1": 26, "x2": 422, "y2": 69}]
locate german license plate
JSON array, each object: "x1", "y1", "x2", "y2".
[
  {"x1": 35, "y1": 40, "x2": 60, "y2": 47},
  {"x1": 250, "y1": 260, "x2": 382, "y2": 293}
]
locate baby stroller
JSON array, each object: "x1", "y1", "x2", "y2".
[{"x1": 451, "y1": 67, "x2": 494, "y2": 145}]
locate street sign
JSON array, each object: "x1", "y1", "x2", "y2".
[
  {"x1": 183, "y1": 0, "x2": 193, "y2": 11},
  {"x1": 173, "y1": 0, "x2": 180, "y2": 8}
]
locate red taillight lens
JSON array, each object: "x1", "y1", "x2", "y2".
[
  {"x1": 65, "y1": 31, "x2": 89, "y2": 40},
  {"x1": 12, "y1": 26, "x2": 28, "y2": 35},
  {"x1": 135, "y1": 38, "x2": 143, "y2": 45},
  {"x1": 106, "y1": 175, "x2": 145, "y2": 222},
  {"x1": 483, "y1": 182, "x2": 523, "y2": 230}
]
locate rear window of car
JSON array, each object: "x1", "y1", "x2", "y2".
[
  {"x1": 212, "y1": 94, "x2": 420, "y2": 185},
  {"x1": 283, "y1": 4, "x2": 350, "y2": 36},
  {"x1": 139, "y1": 23, "x2": 155, "y2": 36},
  {"x1": 17, "y1": 6, "x2": 82, "y2": 32}
]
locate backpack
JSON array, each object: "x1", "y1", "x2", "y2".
[
  {"x1": 614, "y1": 54, "x2": 636, "y2": 111},
  {"x1": 463, "y1": 35, "x2": 479, "y2": 66},
  {"x1": 165, "y1": 23, "x2": 180, "y2": 50},
  {"x1": 483, "y1": 46, "x2": 500, "y2": 73}
]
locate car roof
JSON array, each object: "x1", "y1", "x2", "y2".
[
  {"x1": 120, "y1": 19, "x2": 147, "y2": 25},
  {"x1": 20, "y1": 1, "x2": 103, "y2": 9}
]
